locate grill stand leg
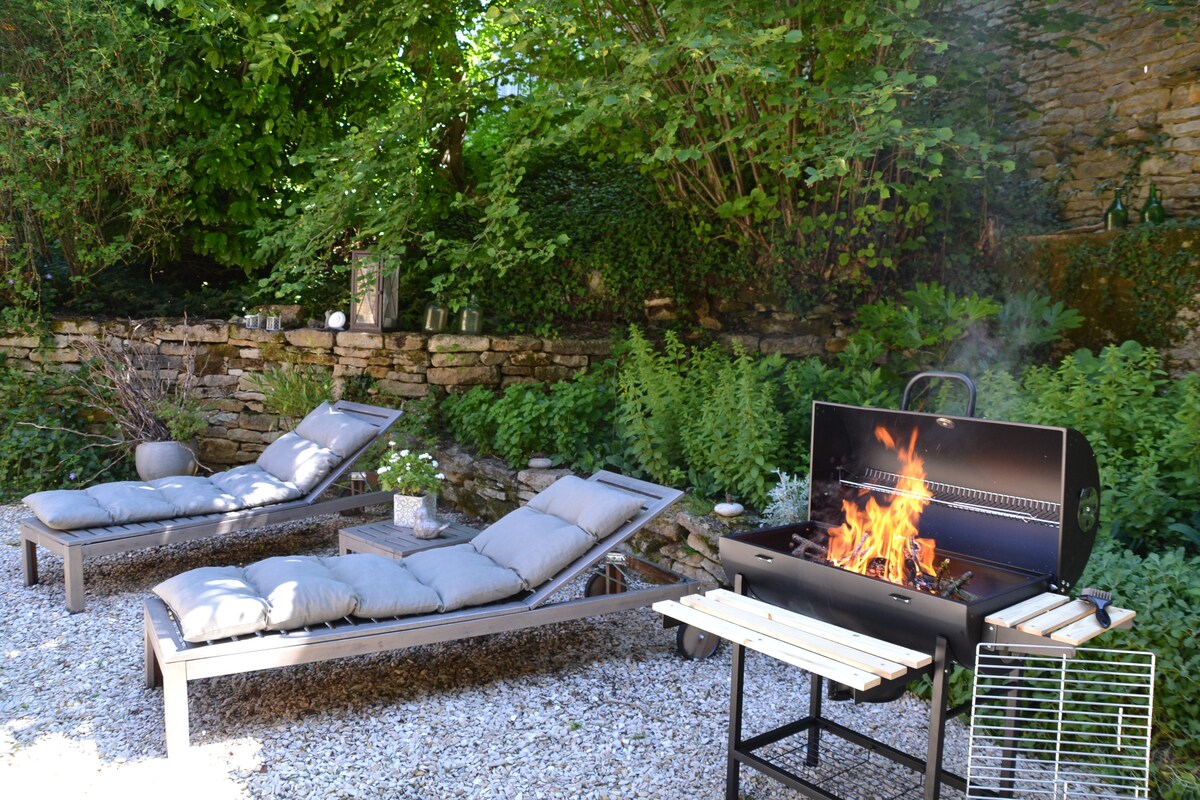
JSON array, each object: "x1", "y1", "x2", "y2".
[
  {"x1": 924, "y1": 636, "x2": 949, "y2": 800},
  {"x1": 726, "y1": 614, "x2": 746, "y2": 800},
  {"x1": 723, "y1": 574, "x2": 966, "y2": 800}
]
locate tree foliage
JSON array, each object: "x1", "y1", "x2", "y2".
[
  {"x1": 487, "y1": 0, "x2": 1019, "y2": 302},
  {"x1": 0, "y1": 0, "x2": 192, "y2": 321}
]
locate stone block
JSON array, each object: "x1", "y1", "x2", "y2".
[
  {"x1": 501, "y1": 366, "x2": 534, "y2": 376},
  {"x1": 1164, "y1": 118, "x2": 1200, "y2": 137},
  {"x1": 551, "y1": 354, "x2": 588, "y2": 368},
  {"x1": 336, "y1": 331, "x2": 385, "y2": 349},
  {"x1": 509, "y1": 351, "x2": 551, "y2": 367},
  {"x1": 383, "y1": 332, "x2": 427, "y2": 351},
  {"x1": 429, "y1": 334, "x2": 490, "y2": 353},
  {"x1": 543, "y1": 338, "x2": 612, "y2": 356},
  {"x1": 50, "y1": 320, "x2": 100, "y2": 336},
  {"x1": 198, "y1": 437, "x2": 238, "y2": 463},
  {"x1": 376, "y1": 379, "x2": 429, "y2": 398},
  {"x1": 427, "y1": 365, "x2": 500, "y2": 386},
  {"x1": 391, "y1": 350, "x2": 430, "y2": 368},
  {"x1": 431, "y1": 352, "x2": 481, "y2": 368},
  {"x1": 760, "y1": 335, "x2": 825, "y2": 356},
  {"x1": 479, "y1": 351, "x2": 507, "y2": 367},
  {"x1": 532, "y1": 366, "x2": 572, "y2": 382},
  {"x1": 157, "y1": 320, "x2": 230, "y2": 343},
  {"x1": 718, "y1": 333, "x2": 761, "y2": 353},
  {"x1": 284, "y1": 328, "x2": 335, "y2": 349},
  {"x1": 490, "y1": 336, "x2": 542, "y2": 352},
  {"x1": 238, "y1": 412, "x2": 278, "y2": 433},
  {"x1": 0, "y1": 334, "x2": 42, "y2": 349},
  {"x1": 501, "y1": 376, "x2": 538, "y2": 387}
]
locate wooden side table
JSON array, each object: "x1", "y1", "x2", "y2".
[{"x1": 338, "y1": 519, "x2": 479, "y2": 559}]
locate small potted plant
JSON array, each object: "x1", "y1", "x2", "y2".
[{"x1": 376, "y1": 442, "x2": 445, "y2": 531}]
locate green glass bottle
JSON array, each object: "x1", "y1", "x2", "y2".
[
  {"x1": 1104, "y1": 189, "x2": 1128, "y2": 231},
  {"x1": 1141, "y1": 184, "x2": 1166, "y2": 224}
]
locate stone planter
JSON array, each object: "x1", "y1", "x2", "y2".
[
  {"x1": 393, "y1": 493, "x2": 438, "y2": 530},
  {"x1": 135, "y1": 441, "x2": 198, "y2": 481}
]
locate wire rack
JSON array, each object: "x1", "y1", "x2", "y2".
[
  {"x1": 842, "y1": 468, "x2": 1061, "y2": 527},
  {"x1": 966, "y1": 644, "x2": 1155, "y2": 799}
]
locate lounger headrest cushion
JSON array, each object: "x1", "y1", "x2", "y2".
[
  {"x1": 22, "y1": 489, "x2": 114, "y2": 530},
  {"x1": 295, "y1": 402, "x2": 380, "y2": 458},
  {"x1": 470, "y1": 506, "x2": 596, "y2": 589},
  {"x1": 154, "y1": 566, "x2": 270, "y2": 642},
  {"x1": 256, "y1": 431, "x2": 342, "y2": 493},
  {"x1": 525, "y1": 475, "x2": 644, "y2": 538}
]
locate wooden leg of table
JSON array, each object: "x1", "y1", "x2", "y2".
[
  {"x1": 20, "y1": 534, "x2": 38, "y2": 587},
  {"x1": 144, "y1": 617, "x2": 162, "y2": 689},
  {"x1": 63, "y1": 547, "x2": 85, "y2": 613}
]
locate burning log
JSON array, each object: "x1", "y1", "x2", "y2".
[
  {"x1": 939, "y1": 570, "x2": 974, "y2": 599},
  {"x1": 789, "y1": 533, "x2": 827, "y2": 560}
]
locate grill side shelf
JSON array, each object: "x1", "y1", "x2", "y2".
[{"x1": 841, "y1": 467, "x2": 1061, "y2": 527}]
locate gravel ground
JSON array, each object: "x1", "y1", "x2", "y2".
[{"x1": 0, "y1": 503, "x2": 974, "y2": 799}]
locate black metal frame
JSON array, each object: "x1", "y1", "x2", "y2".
[{"x1": 723, "y1": 574, "x2": 972, "y2": 800}]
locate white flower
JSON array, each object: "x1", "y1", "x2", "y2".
[
  {"x1": 435, "y1": 473, "x2": 445, "y2": 480},
  {"x1": 399, "y1": 449, "x2": 410, "y2": 458}
]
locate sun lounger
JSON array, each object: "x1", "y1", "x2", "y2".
[
  {"x1": 20, "y1": 401, "x2": 403, "y2": 612},
  {"x1": 143, "y1": 471, "x2": 693, "y2": 757}
]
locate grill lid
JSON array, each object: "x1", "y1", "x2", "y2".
[{"x1": 808, "y1": 400, "x2": 1100, "y2": 590}]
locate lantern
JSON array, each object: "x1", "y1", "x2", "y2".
[{"x1": 348, "y1": 250, "x2": 400, "y2": 332}]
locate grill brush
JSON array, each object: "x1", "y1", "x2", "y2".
[{"x1": 1081, "y1": 587, "x2": 1112, "y2": 628}]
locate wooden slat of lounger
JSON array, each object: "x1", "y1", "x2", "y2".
[
  {"x1": 985, "y1": 592, "x2": 1070, "y2": 628},
  {"x1": 701, "y1": 589, "x2": 932, "y2": 669},
  {"x1": 1016, "y1": 599, "x2": 1096, "y2": 636},
  {"x1": 679, "y1": 594, "x2": 908, "y2": 679},
  {"x1": 653, "y1": 599, "x2": 883, "y2": 691},
  {"x1": 1049, "y1": 607, "x2": 1136, "y2": 646}
]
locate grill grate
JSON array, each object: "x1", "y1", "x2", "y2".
[
  {"x1": 843, "y1": 468, "x2": 1061, "y2": 527},
  {"x1": 966, "y1": 644, "x2": 1155, "y2": 799},
  {"x1": 755, "y1": 733, "x2": 966, "y2": 800}
]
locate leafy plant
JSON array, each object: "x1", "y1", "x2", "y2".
[
  {"x1": 375, "y1": 445, "x2": 444, "y2": 495},
  {"x1": 246, "y1": 361, "x2": 334, "y2": 429},
  {"x1": 761, "y1": 472, "x2": 812, "y2": 527}
]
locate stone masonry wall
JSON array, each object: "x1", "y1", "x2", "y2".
[
  {"x1": 981, "y1": 0, "x2": 1200, "y2": 225},
  {"x1": 0, "y1": 317, "x2": 837, "y2": 470}
]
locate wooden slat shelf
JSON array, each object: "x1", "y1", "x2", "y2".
[
  {"x1": 654, "y1": 588, "x2": 931, "y2": 692},
  {"x1": 985, "y1": 592, "x2": 1135, "y2": 646}
]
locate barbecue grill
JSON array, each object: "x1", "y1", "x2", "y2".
[
  {"x1": 654, "y1": 373, "x2": 1119, "y2": 800},
  {"x1": 720, "y1": 373, "x2": 1101, "y2": 671}
]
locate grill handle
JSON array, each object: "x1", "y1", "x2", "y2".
[{"x1": 901, "y1": 371, "x2": 976, "y2": 417}]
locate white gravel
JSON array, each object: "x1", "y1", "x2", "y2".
[{"x1": 0, "y1": 503, "x2": 972, "y2": 799}]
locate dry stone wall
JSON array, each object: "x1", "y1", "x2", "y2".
[
  {"x1": 0, "y1": 317, "x2": 836, "y2": 470},
  {"x1": 982, "y1": 0, "x2": 1200, "y2": 225}
]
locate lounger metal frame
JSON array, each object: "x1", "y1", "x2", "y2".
[
  {"x1": 143, "y1": 471, "x2": 695, "y2": 757},
  {"x1": 21, "y1": 401, "x2": 403, "y2": 613}
]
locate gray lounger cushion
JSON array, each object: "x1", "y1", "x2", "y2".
[
  {"x1": 153, "y1": 473, "x2": 644, "y2": 641},
  {"x1": 154, "y1": 566, "x2": 271, "y2": 642},
  {"x1": 525, "y1": 475, "x2": 643, "y2": 538},
  {"x1": 469, "y1": 506, "x2": 596, "y2": 589},
  {"x1": 23, "y1": 402, "x2": 375, "y2": 530},
  {"x1": 156, "y1": 554, "x2": 445, "y2": 642}
]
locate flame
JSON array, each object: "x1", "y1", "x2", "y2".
[{"x1": 827, "y1": 425, "x2": 938, "y2": 586}]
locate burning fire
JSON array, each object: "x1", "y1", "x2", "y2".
[{"x1": 827, "y1": 426, "x2": 939, "y2": 587}]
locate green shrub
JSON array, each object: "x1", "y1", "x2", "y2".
[
  {"x1": 246, "y1": 361, "x2": 334, "y2": 429},
  {"x1": 441, "y1": 369, "x2": 617, "y2": 473},
  {"x1": 1078, "y1": 544, "x2": 1200, "y2": 798},
  {"x1": 1010, "y1": 341, "x2": 1200, "y2": 554},
  {"x1": 0, "y1": 364, "x2": 132, "y2": 501}
]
